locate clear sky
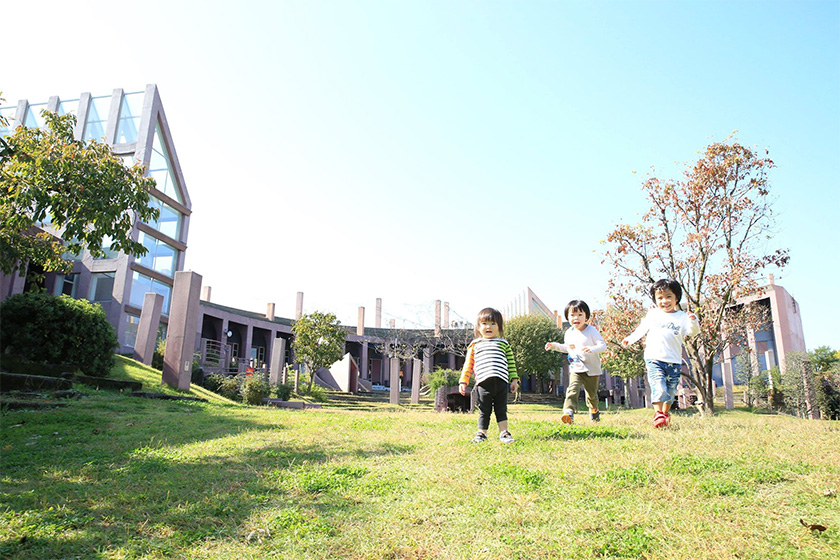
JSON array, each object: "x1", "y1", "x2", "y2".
[{"x1": 4, "y1": 0, "x2": 839, "y2": 349}]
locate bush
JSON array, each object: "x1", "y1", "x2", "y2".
[
  {"x1": 0, "y1": 292, "x2": 117, "y2": 377},
  {"x1": 203, "y1": 373, "x2": 226, "y2": 394},
  {"x1": 151, "y1": 338, "x2": 165, "y2": 370},
  {"x1": 306, "y1": 383, "x2": 328, "y2": 403},
  {"x1": 424, "y1": 368, "x2": 463, "y2": 393},
  {"x1": 241, "y1": 374, "x2": 272, "y2": 405},
  {"x1": 273, "y1": 382, "x2": 293, "y2": 401},
  {"x1": 218, "y1": 376, "x2": 241, "y2": 401}
]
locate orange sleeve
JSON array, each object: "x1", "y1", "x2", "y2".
[{"x1": 459, "y1": 342, "x2": 475, "y2": 384}]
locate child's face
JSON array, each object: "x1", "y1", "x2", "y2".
[
  {"x1": 478, "y1": 320, "x2": 500, "y2": 339},
  {"x1": 654, "y1": 288, "x2": 678, "y2": 313},
  {"x1": 567, "y1": 308, "x2": 588, "y2": 331}
]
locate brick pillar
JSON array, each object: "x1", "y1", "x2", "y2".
[{"x1": 163, "y1": 271, "x2": 202, "y2": 390}]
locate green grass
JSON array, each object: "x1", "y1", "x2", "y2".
[{"x1": 2, "y1": 362, "x2": 839, "y2": 559}]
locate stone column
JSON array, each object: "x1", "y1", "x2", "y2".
[
  {"x1": 389, "y1": 357, "x2": 400, "y2": 404},
  {"x1": 269, "y1": 337, "x2": 287, "y2": 385},
  {"x1": 423, "y1": 347, "x2": 433, "y2": 378},
  {"x1": 443, "y1": 302, "x2": 449, "y2": 330},
  {"x1": 722, "y1": 361, "x2": 735, "y2": 409},
  {"x1": 133, "y1": 292, "x2": 164, "y2": 365},
  {"x1": 361, "y1": 341, "x2": 369, "y2": 379},
  {"x1": 266, "y1": 303, "x2": 275, "y2": 321},
  {"x1": 411, "y1": 357, "x2": 422, "y2": 404},
  {"x1": 201, "y1": 286, "x2": 211, "y2": 301},
  {"x1": 435, "y1": 300, "x2": 441, "y2": 336},
  {"x1": 163, "y1": 271, "x2": 202, "y2": 390},
  {"x1": 448, "y1": 352, "x2": 455, "y2": 370},
  {"x1": 357, "y1": 307, "x2": 365, "y2": 336},
  {"x1": 375, "y1": 298, "x2": 382, "y2": 328},
  {"x1": 295, "y1": 292, "x2": 304, "y2": 320}
]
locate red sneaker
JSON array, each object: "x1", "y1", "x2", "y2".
[
  {"x1": 664, "y1": 411, "x2": 671, "y2": 426},
  {"x1": 653, "y1": 411, "x2": 668, "y2": 428}
]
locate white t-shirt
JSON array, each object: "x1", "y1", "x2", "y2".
[
  {"x1": 548, "y1": 324, "x2": 607, "y2": 377},
  {"x1": 625, "y1": 308, "x2": 700, "y2": 364}
]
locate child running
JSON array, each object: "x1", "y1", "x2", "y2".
[
  {"x1": 622, "y1": 278, "x2": 700, "y2": 428},
  {"x1": 459, "y1": 307, "x2": 519, "y2": 443},
  {"x1": 545, "y1": 300, "x2": 607, "y2": 423}
]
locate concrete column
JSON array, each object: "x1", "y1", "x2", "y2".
[
  {"x1": 435, "y1": 300, "x2": 441, "y2": 336},
  {"x1": 802, "y1": 360, "x2": 820, "y2": 420},
  {"x1": 722, "y1": 361, "x2": 735, "y2": 409},
  {"x1": 266, "y1": 303, "x2": 275, "y2": 321},
  {"x1": 269, "y1": 337, "x2": 287, "y2": 385},
  {"x1": 357, "y1": 307, "x2": 365, "y2": 336},
  {"x1": 443, "y1": 302, "x2": 449, "y2": 330},
  {"x1": 133, "y1": 292, "x2": 164, "y2": 365},
  {"x1": 375, "y1": 298, "x2": 382, "y2": 328},
  {"x1": 242, "y1": 326, "x2": 253, "y2": 371},
  {"x1": 629, "y1": 377, "x2": 642, "y2": 408},
  {"x1": 423, "y1": 347, "x2": 433, "y2": 378},
  {"x1": 389, "y1": 358, "x2": 400, "y2": 404},
  {"x1": 162, "y1": 271, "x2": 202, "y2": 390},
  {"x1": 448, "y1": 352, "x2": 455, "y2": 370},
  {"x1": 295, "y1": 292, "x2": 304, "y2": 319},
  {"x1": 361, "y1": 341, "x2": 369, "y2": 379},
  {"x1": 201, "y1": 286, "x2": 211, "y2": 301},
  {"x1": 389, "y1": 319, "x2": 395, "y2": 329},
  {"x1": 411, "y1": 357, "x2": 422, "y2": 404}
]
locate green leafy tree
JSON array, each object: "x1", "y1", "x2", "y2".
[
  {"x1": 0, "y1": 106, "x2": 158, "y2": 276},
  {"x1": 809, "y1": 346, "x2": 840, "y2": 420},
  {"x1": 593, "y1": 294, "x2": 647, "y2": 405},
  {"x1": 291, "y1": 311, "x2": 345, "y2": 394},
  {"x1": 603, "y1": 138, "x2": 788, "y2": 415},
  {"x1": 504, "y1": 314, "x2": 565, "y2": 393}
]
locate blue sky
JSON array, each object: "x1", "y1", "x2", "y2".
[{"x1": 5, "y1": 0, "x2": 839, "y2": 348}]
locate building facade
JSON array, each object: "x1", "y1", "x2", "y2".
[{"x1": 0, "y1": 85, "x2": 191, "y2": 353}]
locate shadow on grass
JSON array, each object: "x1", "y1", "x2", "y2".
[
  {"x1": 0, "y1": 396, "x2": 418, "y2": 559},
  {"x1": 524, "y1": 422, "x2": 642, "y2": 441}
]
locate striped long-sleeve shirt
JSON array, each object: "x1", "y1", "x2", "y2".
[{"x1": 459, "y1": 338, "x2": 519, "y2": 386}]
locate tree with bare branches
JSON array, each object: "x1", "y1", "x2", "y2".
[{"x1": 603, "y1": 138, "x2": 788, "y2": 415}]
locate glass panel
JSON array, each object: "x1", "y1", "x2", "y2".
[
  {"x1": 136, "y1": 231, "x2": 177, "y2": 277},
  {"x1": 124, "y1": 314, "x2": 141, "y2": 347},
  {"x1": 24, "y1": 103, "x2": 49, "y2": 129},
  {"x1": 144, "y1": 196, "x2": 182, "y2": 240},
  {"x1": 93, "y1": 235, "x2": 120, "y2": 260},
  {"x1": 148, "y1": 122, "x2": 183, "y2": 202},
  {"x1": 89, "y1": 272, "x2": 115, "y2": 302},
  {"x1": 53, "y1": 273, "x2": 78, "y2": 298},
  {"x1": 0, "y1": 106, "x2": 16, "y2": 137},
  {"x1": 115, "y1": 92, "x2": 144, "y2": 144},
  {"x1": 57, "y1": 99, "x2": 79, "y2": 117},
  {"x1": 83, "y1": 96, "x2": 111, "y2": 142},
  {"x1": 129, "y1": 271, "x2": 172, "y2": 315}
]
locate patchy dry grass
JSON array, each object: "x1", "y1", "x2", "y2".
[{"x1": 2, "y1": 367, "x2": 838, "y2": 559}]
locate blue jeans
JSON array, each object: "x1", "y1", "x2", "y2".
[{"x1": 646, "y1": 360, "x2": 682, "y2": 404}]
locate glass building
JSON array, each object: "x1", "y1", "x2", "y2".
[{"x1": 0, "y1": 85, "x2": 191, "y2": 352}]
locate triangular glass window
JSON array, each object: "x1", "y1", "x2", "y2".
[
  {"x1": 148, "y1": 122, "x2": 183, "y2": 203},
  {"x1": 116, "y1": 92, "x2": 144, "y2": 144}
]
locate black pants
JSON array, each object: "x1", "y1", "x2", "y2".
[{"x1": 475, "y1": 377, "x2": 509, "y2": 431}]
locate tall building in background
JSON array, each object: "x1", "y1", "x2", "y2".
[{"x1": 0, "y1": 85, "x2": 191, "y2": 352}]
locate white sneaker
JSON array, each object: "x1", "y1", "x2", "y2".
[{"x1": 499, "y1": 431, "x2": 515, "y2": 443}]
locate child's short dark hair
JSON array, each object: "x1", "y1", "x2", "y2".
[
  {"x1": 650, "y1": 279, "x2": 682, "y2": 303},
  {"x1": 564, "y1": 299, "x2": 590, "y2": 321},
  {"x1": 475, "y1": 307, "x2": 504, "y2": 337}
]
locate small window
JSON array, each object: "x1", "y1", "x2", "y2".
[
  {"x1": 53, "y1": 273, "x2": 79, "y2": 298},
  {"x1": 89, "y1": 272, "x2": 115, "y2": 302}
]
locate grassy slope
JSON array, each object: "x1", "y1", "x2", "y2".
[
  {"x1": 1, "y1": 369, "x2": 838, "y2": 560},
  {"x1": 109, "y1": 355, "x2": 235, "y2": 405}
]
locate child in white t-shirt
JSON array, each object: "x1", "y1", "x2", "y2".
[
  {"x1": 622, "y1": 279, "x2": 700, "y2": 428},
  {"x1": 545, "y1": 300, "x2": 607, "y2": 423}
]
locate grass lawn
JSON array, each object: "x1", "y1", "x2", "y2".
[{"x1": 2, "y1": 358, "x2": 839, "y2": 559}]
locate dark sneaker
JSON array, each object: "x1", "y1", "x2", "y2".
[
  {"x1": 472, "y1": 432, "x2": 488, "y2": 443},
  {"x1": 561, "y1": 409, "x2": 574, "y2": 424},
  {"x1": 499, "y1": 431, "x2": 515, "y2": 444},
  {"x1": 653, "y1": 411, "x2": 668, "y2": 428},
  {"x1": 590, "y1": 411, "x2": 601, "y2": 422}
]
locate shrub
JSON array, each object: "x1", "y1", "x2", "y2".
[
  {"x1": 151, "y1": 338, "x2": 165, "y2": 370},
  {"x1": 306, "y1": 383, "x2": 328, "y2": 403},
  {"x1": 203, "y1": 373, "x2": 226, "y2": 394},
  {"x1": 0, "y1": 292, "x2": 117, "y2": 377},
  {"x1": 241, "y1": 374, "x2": 272, "y2": 405},
  {"x1": 424, "y1": 368, "x2": 463, "y2": 393},
  {"x1": 273, "y1": 382, "x2": 294, "y2": 401},
  {"x1": 218, "y1": 375, "x2": 241, "y2": 401}
]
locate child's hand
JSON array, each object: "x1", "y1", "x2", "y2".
[
  {"x1": 688, "y1": 312, "x2": 697, "y2": 321},
  {"x1": 568, "y1": 344, "x2": 576, "y2": 350},
  {"x1": 458, "y1": 382, "x2": 467, "y2": 396},
  {"x1": 544, "y1": 342, "x2": 553, "y2": 351},
  {"x1": 621, "y1": 338, "x2": 630, "y2": 348},
  {"x1": 510, "y1": 380, "x2": 519, "y2": 393},
  {"x1": 582, "y1": 346, "x2": 591, "y2": 353}
]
